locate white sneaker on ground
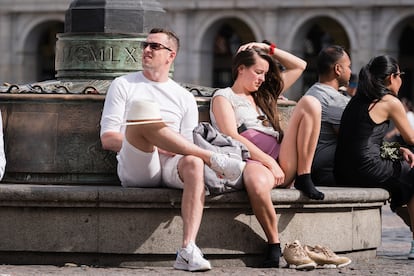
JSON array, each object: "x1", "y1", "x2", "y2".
[
  {"x1": 409, "y1": 240, "x2": 414, "y2": 260},
  {"x1": 173, "y1": 241, "x2": 212, "y2": 272},
  {"x1": 209, "y1": 153, "x2": 245, "y2": 181}
]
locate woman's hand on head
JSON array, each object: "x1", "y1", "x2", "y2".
[{"x1": 237, "y1": 42, "x2": 269, "y2": 53}]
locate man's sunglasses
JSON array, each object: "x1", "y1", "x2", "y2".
[{"x1": 141, "y1": 42, "x2": 172, "y2": 52}]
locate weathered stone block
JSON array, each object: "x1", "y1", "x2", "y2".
[{"x1": 0, "y1": 184, "x2": 389, "y2": 266}]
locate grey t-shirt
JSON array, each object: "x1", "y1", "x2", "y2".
[{"x1": 305, "y1": 82, "x2": 350, "y2": 186}]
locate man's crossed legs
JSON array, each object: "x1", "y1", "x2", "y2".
[{"x1": 120, "y1": 122, "x2": 245, "y2": 271}]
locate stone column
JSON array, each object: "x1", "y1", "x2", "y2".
[{"x1": 56, "y1": 0, "x2": 166, "y2": 80}]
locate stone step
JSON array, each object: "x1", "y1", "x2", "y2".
[{"x1": 0, "y1": 184, "x2": 390, "y2": 267}]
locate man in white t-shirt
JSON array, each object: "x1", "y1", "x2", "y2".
[{"x1": 100, "y1": 28, "x2": 245, "y2": 272}]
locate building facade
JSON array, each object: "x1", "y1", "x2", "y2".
[{"x1": 1, "y1": 0, "x2": 414, "y2": 100}]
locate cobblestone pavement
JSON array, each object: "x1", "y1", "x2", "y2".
[{"x1": 0, "y1": 204, "x2": 412, "y2": 276}]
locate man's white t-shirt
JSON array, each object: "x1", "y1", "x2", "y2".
[{"x1": 100, "y1": 71, "x2": 198, "y2": 143}]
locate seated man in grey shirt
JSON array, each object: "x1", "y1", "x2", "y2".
[{"x1": 305, "y1": 45, "x2": 351, "y2": 186}]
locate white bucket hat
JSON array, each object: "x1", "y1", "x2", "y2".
[{"x1": 120, "y1": 100, "x2": 170, "y2": 125}]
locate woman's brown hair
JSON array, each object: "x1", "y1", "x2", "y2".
[{"x1": 232, "y1": 48, "x2": 284, "y2": 140}]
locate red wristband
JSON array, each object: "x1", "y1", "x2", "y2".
[{"x1": 269, "y1": 43, "x2": 276, "y2": 55}]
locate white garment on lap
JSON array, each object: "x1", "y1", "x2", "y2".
[
  {"x1": 117, "y1": 138, "x2": 162, "y2": 187},
  {"x1": 160, "y1": 153, "x2": 185, "y2": 189},
  {"x1": 117, "y1": 138, "x2": 184, "y2": 188}
]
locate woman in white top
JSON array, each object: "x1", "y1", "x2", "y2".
[{"x1": 210, "y1": 42, "x2": 323, "y2": 268}]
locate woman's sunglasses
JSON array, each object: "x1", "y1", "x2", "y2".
[{"x1": 257, "y1": 115, "x2": 271, "y2": 127}]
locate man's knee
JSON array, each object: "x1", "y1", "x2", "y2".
[
  {"x1": 244, "y1": 169, "x2": 273, "y2": 196},
  {"x1": 178, "y1": 156, "x2": 205, "y2": 192},
  {"x1": 125, "y1": 125, "x2": 156, "y2": 152},
  {"x1": 178, "y1": 155, "x2": 204, "y2": 175},
  {"x1": 299, "y1": 95, "x2": 321, "y2": 112}
]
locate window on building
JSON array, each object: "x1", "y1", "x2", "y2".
[
  {"x1": 398, "y1": 24, "x2": 414, "y2": 103},
  {"x1": 302, "y1": 18, "x2": 349, "y2": 92},
  {"x1": 213, "y1": 24, "x2": 242, "y2": 88},
  {"x1": 37, "y1": 22, "x2": 64, "y2": 81}
]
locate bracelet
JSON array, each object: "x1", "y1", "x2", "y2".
[{"x1": 269, "y1": 43, "x2": 276, "y2": 55}]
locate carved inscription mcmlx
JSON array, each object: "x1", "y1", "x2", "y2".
[
  {"x1": 55, "y1": 33, "x2": 146, "y2": 78},
  {"x1": 56, "y1": 42, "x2": 141, "y2": 69},
  {"x1": 58, "y1": 45, "x2": 140, "y2": 64}
]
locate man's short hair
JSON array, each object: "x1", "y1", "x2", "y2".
[
  {"x1": 317, "y1": 45, "x2": 345, "y2": 75},
  {"x1": 149, "y1": 28, "x2": 180, "y2": 52}
]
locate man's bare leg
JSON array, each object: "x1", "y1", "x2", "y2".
[
  {"x1": 125, "y1": 123, "x2": 245, "y2": 181},
  {"x1": 178, "y1": 155, "x2": 205, "y2": 247}
]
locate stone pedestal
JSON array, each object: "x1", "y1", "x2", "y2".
[
  {"x1": 57, "y1": 0, "x2": 167, "y2": 80},
  {"x1": 65, "y1": 0, "x2": 166, "y2": 33},
  {"x1": 55, "y1": 33, "x2": 146, "y2": 80},
  {"x1": 0, "y1": 93, "x2": 118, "y2": 184},
  {"x1": 0, "y1": 184, "x2": 389, "y2": 266}
]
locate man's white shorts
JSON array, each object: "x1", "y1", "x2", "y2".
[{"x1": 117, "y1": 139, "x2": 184, "y2": 189}]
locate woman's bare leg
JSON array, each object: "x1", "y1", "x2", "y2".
[
  {"x1": 279, "y1": 96, "x2": 324, "y2": 199},
  {"x1": 243, "y1": 162, "x2": 282, "y2": 267},
  {"x1": 244, "y1": 162, "x2": 279, "y2": 243}
]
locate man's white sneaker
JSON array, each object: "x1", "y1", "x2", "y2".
[
  {"x1": 173, "y1": 241, "x2": 212, "y2": 272},
  {"x1": 210, "y1": 153, "x2": 245, "y2": 181}
]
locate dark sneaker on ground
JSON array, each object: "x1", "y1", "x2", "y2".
[{"x1": 262, "y1": 243, "x2": 281, "y2": 268}]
